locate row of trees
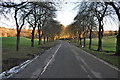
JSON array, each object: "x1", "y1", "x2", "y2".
[
  {"x1": 0, "y1": 1, "x2": 63, "y2": 51},
  {"x1": 66, "y1": 2, "x2": 120, "y2": 56}
]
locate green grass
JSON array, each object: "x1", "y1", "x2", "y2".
[
  {"x1": 70, "y1": 36, "x2": 116, "y2": 53},
  {"x1": 2, "y1": 37, "x2": 38, "y2": 49},
  {"x1": 84, "y1": 36, "x2": 116, "y2": 52},
  {"x1": 68, "y1": 36, "x2": 120, "y2": 69},
  {"x1": 1, "y1": 37, "x2": 58, "y2": 71}
]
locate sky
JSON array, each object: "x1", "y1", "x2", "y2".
[
  {"x1": 0, "y1": 1, "x2": 119, "y2": 31},
  {"x1": 55, "y1": 2, "x2": 79, "y2": 26}
]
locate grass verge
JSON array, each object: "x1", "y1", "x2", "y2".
[{"x1": 1, "y1": 37, "x2": 59, "y2": 72}]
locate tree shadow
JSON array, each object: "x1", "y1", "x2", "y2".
[{"x1": 89, "y1": 48, "x2": 115, "y2": 53}]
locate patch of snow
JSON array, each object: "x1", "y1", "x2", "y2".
[
  {"x1": 82, "y1": 45, "x2": 84, "y2": 48},
  {"x1": 0, "y1": 55, "x2": 39, "y2": 79}
]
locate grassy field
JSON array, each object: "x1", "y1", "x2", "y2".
[
  {"x1": 84, "y1": 36, "x2": 116, "y2": 52},
  {"x1": 68, "y1": 36, "x2": 120, "y2": 69},
  {"x1": 1, "y1": 37, "x2": 58, "y2": 71}
]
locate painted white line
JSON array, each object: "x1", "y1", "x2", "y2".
[
  {"x1": 80, "y1": 49, "x2": 120, "y2": 71},
  {"x1": 71, "y1": 49, "x2": 79, "y2": 56},
  {"x1": 40, "y1": 44, "x2": 61, "y2": 75},
  {"x1": 31, "y1": 68, "x2": 42, "y2": 78},
  {"x1": 88, "y1": 75, "x2": 92, "y2": 78},
  {"x1": 72, "y1": 49, "x2": 90, "y2": 71},
  {"x1": 71, "y1": 44, "x2": 119, "y2": 71},
  {"x1": 91, "y1": 70, "x2": 102, "y2": 78},
  {"x1": 81, "y1": 65, "x2": 88, "y2": 73},
  {"x1": 79, "y1": 57, "x2": 90, "y2": 69},
  {"x1": 80, "y1": 57, "x2": 102, "y2": 78},
  {"x1": 71, "y1": 49, "x2": 102, "y2": 78}
]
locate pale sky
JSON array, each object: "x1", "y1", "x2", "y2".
[
  {"x1": 55, "y1": 2, "x2": 79, "y2": 26},
  {"x1": 0, "y1": 1, "x2": 119, "y2": 31}
]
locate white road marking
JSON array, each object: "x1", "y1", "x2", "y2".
[
  {"x1": 91, "y1": 70, "x2": 102, "y2": 78},
  {"x1": 88, "y1": 75, "x2": 92, "y2": 78},
  {"x1": 80, "y1": 55, "x2": 102, "y2": 78},
  {"x1": 40, "y1": 44, "x2": 61, "y2": 75},
  {"x1": 80, "y1": 49, "x2": 120, "y2": 71},
  {"x1": 72, "y1": 49, "x2": 102, "y2": 78},
  {"x1": 71, "y1": 49, "x2": 79, "y2": 56},
  {"x1": 81, "y1": 65, "x2": 88, "y2": 73},
  {"x1": 79, "y1": 57, "x2": 90, "y2": 69},
  {"x1": 71, "y1": 44, "x2": 119, "y2": 71},
  {"x1": 31, "y1": 68, "x2": 42, "y2": 78}
]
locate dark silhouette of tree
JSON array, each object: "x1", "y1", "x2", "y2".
[
  {"x1": 105, "y1": 2, "x2": 120, "y2": 55},
  {"x1": 0, "y1": 1, "x2": 32, "y2": 51},
  {"x1": 26, "y1": 2, "x2": 56, "y2": 46},
  {"x1": 73, "y1": 2, "x2": 97, "y2": 48},
  {"x1": 94, "y1": 2, "x2": 108, "y2": 51}
]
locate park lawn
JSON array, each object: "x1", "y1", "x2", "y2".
[
  {"x1": 68, "y1": 36, "x2": 120, "y2": 69},
  {"x1": 1, "y1": 37, "x2": 58, "y2": 71}
]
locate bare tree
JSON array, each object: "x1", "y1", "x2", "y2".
[
  {"x1": 105, "y1": 2, "x2": 120, "y2": 55},
  {"x1": 88, "y1": 17, "x2": 96, "y2": 49},
  {"x1": 94, "y1": 2, "x2": 108, "y2": 51},
  {"x1": 74, "y1": 3, "x2": 97, "y2": 48},
  {"x1": 0, "y1": 1, "x2": 32, "y2": 51},
  {"x1": 26, "y1": 2, "x2": 56, "y2": 46}
]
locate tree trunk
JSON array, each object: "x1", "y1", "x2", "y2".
[
  {"x1": 16, "y1": 31, "x2": 20, "y2": 51},
  {"x1": 38, "y1": 35, "x2": 41, "y2": 45},
  {"x1": 47, "y1": 37, "x2": 49, "y2": 42},
  {"x1": 79, "y1": 37, "x2": 82, "y2": 47},
  {"x1": 31, "y1": 27, "x2": 35, "y2": 47},
  {"x1": 97, "y1": 21, "x2": 103, "y2": 51},
  {"x1": 38, "y1": 24, "x2": 41, "y2": 45},
  {"x1": 44, "y1": 36, "x2": 46, "y2": 44},
  {"x1": 52, "y1": 37, "x2": 54, "y2": 41},
  {"x1": 78, "y1": 33, "x2": 82, "y2": 47},
  {"x1": 83, "y1": 37, "x2": 86, "y2": 47},
  {"x1": 115, "y1": 27, "x2": 120, "y2": 56},
  {"x1": 89, "y1": 28, "x2": 92, "y2": 49},
  {"x1": 105, "y1": 2, "x2": 120, "y2": 55},
  {"x1": 76, "y1": 37, "x2": 80, "y2": 43}
]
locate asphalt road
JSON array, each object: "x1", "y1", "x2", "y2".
[{"x1": 11, "y1": 40, "x2": 119, "y2": 79}]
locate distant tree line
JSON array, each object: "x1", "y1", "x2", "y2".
[{"x1": 0, "y1": 27, "x2": 38, "y2": 37}]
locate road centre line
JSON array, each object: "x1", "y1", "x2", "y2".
[{"x1": 40, "y1": 43, "x2": 61, "y2": 76}]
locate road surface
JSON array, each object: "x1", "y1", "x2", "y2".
[{"x1": 11, "y1": 41, "x2": 119, "y2": 79}]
